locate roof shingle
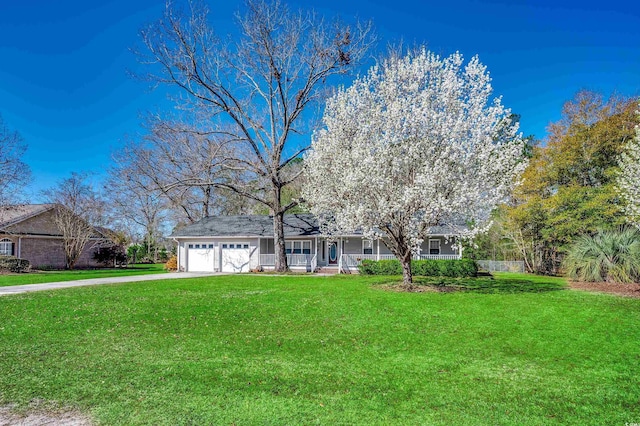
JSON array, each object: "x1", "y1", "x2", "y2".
[
  {"x1": 171, "y1": 214, "x2": 463, "y2": 238},
  {"x1": 0, "y1": 204, "x2": 55, "y2": 229}
]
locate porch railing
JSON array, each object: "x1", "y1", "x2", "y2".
[
  {"x1": 259, "y1": 254, "x2": 315, "y2": 268},
  {"x1": 341, "y1": 253, "x2": 462, "y2": 269},
  {"x1": 259, "y1": 254, "x2": 275, "y2": 266},
  {"x1": 416, "y1": 254, "x2": 461, "y2": 260}
]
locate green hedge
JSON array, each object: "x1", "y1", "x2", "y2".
[
  {"x1": 358, "y1": 258, "x2": 477, "y2": 277},
  {"x1": 0, "y1": 256, "x2": 31, "y2": 273}
]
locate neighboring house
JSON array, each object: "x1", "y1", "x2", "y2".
[
  {"x1": 0, "y1": 204, "x2": 106, "y2": 269},
  {"x1": 171, "y1": 214, "x2": 463, "y2": 273}
]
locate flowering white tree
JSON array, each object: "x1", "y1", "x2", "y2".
[
  {"x1": 303, "y1": 49, "x2": 527, "y2": 288},
  {"x1": 617, "y1": 113, "x2": 640, "y2": 226}
]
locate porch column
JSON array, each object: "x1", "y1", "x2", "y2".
[
  {"x1": 175, "y1": 240, "x2": 181, "y2": 272},
  {"x1": 458, "y1": 239, "x2": 463, "y2": 259},
  {"x1": 338, "y1": 237, "x2": 343, "y2": 273},
  {"x1": 377, "y1": 239, "x2": 380, "y2": 261},
  {"x1": 17, "y1": 237, "x2": 22, "y2": 258}
]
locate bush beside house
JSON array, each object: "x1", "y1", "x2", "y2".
[
  {"x1": 93, "y1": 244, "x2": 127, "y2": 267},
  {"x1": 164, "y1": 255, "x2": 177, "y2": 271},
  {"x1": 0, "y1": 256, "x2": 31, "y2": 273},
  {"x1": 358, "y1": 259, "x2": 478, "y2": 277}
]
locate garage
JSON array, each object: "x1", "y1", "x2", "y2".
[
  {"x1": 220, "y1": 242, "x2": 250, "y2": 272},
  {"x1": 187, "y1": 243, "x2": 216, "y2": 272}
]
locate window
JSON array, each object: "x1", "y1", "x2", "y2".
[
  {"x1": 429, "y1": 239, "x2": 441, "y2": 255},
  {"x1": 0, "y1": 238, "x2": 13, "y2": 256},
  {"x1": 195, "y1": 244, "x2": 201, "y2": 249},
  {"x1": 188, "y1": 244, "x2": 194, "y2": 249},
  {"x1": 208, "y1": 244, "x2": 214, "y2": 249},
  {"x1": 363, "y1": 240, "x2": 373, "y2": 255},
  {"x1": 222, "y1": 243, "x2": 249, "y2": 250},
  {"x1": 286, "y1": 240, "x2": 311, "y2": 255}
]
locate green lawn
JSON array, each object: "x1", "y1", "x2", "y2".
[
  {"x1": 0, "y1": 273, "x2": 638, "y2": 425},
  {"x1": 0, "y1": 263, "x2": 166, "y2": 286}
]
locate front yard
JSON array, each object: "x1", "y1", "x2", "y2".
[
  {"x1": 0, "y1": 273, "x2": 638, "y2": 424},
  {"x1": 0, "y1": 263, "x2": 166, "y2": 286}
]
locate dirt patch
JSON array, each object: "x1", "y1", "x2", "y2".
[
  {"x1": 0, "y1": 404, "x2": 92, "y2": 426},
  {"x1": 377, "y1": 283, "x2": 460, "y2": 293},
  {"x1": 568, "y1": 281, "x2": 640, "y2": 298}
]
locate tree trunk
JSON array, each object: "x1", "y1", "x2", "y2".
[
  {"x1": 401, "y1": 252, "x2": 414, "y2": 290},
  {"x1": 384, "y1": 230, "x2": 415, "y2": 291},
  {"x1": 66, "y1": 249, "x2": 77, "y2": 270},
  {"x1": 274, "y1": 210, "x2": 288, "y2": 272}
]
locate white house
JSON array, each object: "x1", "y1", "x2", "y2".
[{"x1": 171, "y1": 214, "x2": 463, "y2": 273}]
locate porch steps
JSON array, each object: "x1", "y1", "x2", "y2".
[{"x1": 315, "y1": 266, "x2": 341, "y2": 274}]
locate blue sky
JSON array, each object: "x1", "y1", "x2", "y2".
[{"x1": 1, "y1": 0, "x2": 639, "y2": 200}]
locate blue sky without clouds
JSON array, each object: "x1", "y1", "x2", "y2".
[{"x1": 0, "y1": 0, "x2": 638, "y2": 200}]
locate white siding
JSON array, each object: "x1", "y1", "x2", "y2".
[{"x1": 178, "y1": 243, "x2": 187, "y2": 271}]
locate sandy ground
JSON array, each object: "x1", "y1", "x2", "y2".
[
  {"x1": 0, "y1": 405, "x2": 92, "y2": 426},
  {"x1": 568, "y1": 281, "x2": 640, "y2": 298}
]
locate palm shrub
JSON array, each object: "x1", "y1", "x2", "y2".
[{"x1": 563, "y1": 228, "x2": 640, "y2": 283}]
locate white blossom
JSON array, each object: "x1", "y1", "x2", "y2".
[
  {"x1": 302, "y1": 49, "x2": 527, "y2": 285},
  {"x1": 617, "y1": 108, "x2": 640, "y2": 226}
]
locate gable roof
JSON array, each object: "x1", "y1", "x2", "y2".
[
  {"x1": 172, "y1": 214, "x2": 319, "y2": 238},
  {"x1": 0, "y1": 204, "x2": 56, "y2": 230},
  {"x1": 0, "y1": 204, "x2": 110, "y2": 239},
  {"x1": 172, "y1": 214, "x2": 464, "y2": 238}
]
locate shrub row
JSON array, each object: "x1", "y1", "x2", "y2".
[
  {"x1": 0, "y1": 256, "x2": 31, "y2": 273},
  {"x1": 358, "y1": 259, "x2": 477, "y2": 277}
]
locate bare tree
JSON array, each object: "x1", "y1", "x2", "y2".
[
  {"x1": 107, "y1": 142, "x2": 178, "y2": 262},
  {"x1": 114, "y1": 118, "x2": 253, "y2": 225},
  {"x1": 0, "y1": 115, "x2": 31, "y2": 206},
  {"x1": 137, "y1": 0, "x2": 375, "y2": 271},
  {"x1": 43, "y1": 173, "x2": 105, "y2": 269}
]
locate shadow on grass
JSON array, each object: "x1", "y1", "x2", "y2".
[{"x1": 411, "y1": 275, "x2": 567, "y2": 294}]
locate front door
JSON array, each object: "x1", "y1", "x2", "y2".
[{"x1": 328, "y1": 242, "x2": 338, "y2": 265}]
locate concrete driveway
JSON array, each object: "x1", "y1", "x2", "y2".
[{"x1": 0, "y1": 272, "x2": 223, "y2": 296}]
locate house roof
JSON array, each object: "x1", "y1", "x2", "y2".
[
  {"x1": 0, "y1": 204, "x2": 56, "y2": 230},
  {"x1": 172, "y1": 214, "x2": 320, "y2": 238},
  {"x1": 171, "y1": 214, "x2": 464, "y2": 238},
  {"x1": 0, "y1": 204, "x2": 109, "y2": 239}
]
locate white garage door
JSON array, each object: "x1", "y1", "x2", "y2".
[
  {"x1": 187, "y1": 243, "x2": 216, "y2": 272},
  {"x1": 221, "y1": 243, "x2": 250, "y2": 273}
]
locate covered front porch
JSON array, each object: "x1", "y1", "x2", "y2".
[
  {"x1": 258, "y1": 237, "x2": 318, "y2": 271},
  {"x1": 257, "y1": 235, "x2": 462, "y2": 273}
]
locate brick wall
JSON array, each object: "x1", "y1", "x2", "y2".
[
  {"x1": 5, "y1": 209, "x2": 60, "y2": 235},
  {"x1": 2, "y1": 208, "x2": 105, "y2": 269},
  {"x1": 1, "y1": 235, "x2": 103, "y2": 269}
]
